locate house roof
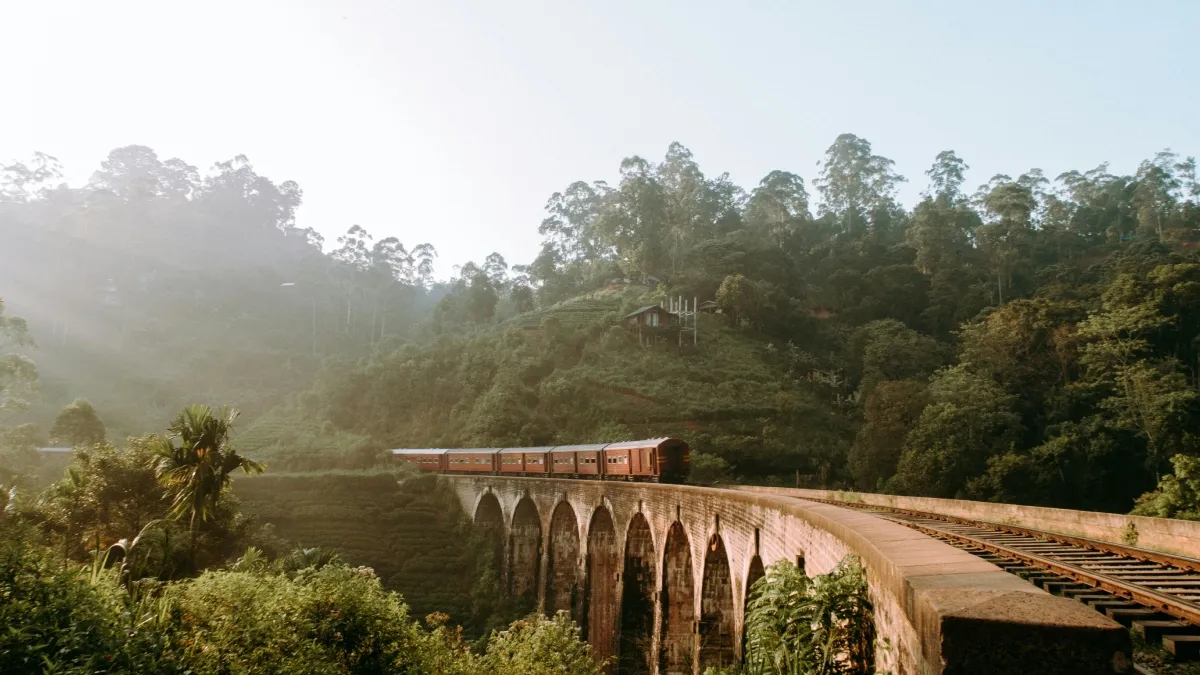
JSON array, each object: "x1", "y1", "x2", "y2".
[{"x1": 623, "y1": 305, "x2": 671, "y2": 319}]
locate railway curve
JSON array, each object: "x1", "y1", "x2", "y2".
[{"x1": 794, "y1": 493, "x2": 1200, "y2": 663}]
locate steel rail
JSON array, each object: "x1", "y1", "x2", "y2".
[{"x1": 804, "y1": 496, "x2": 1200, "y2": 628}]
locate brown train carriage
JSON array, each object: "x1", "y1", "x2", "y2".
[
  {"x1": 604, "y1": 438, "x2": 690, "y2": 482},
  {"x1": 391, "y1": 448, "x2": 447, "y2": 472},
  {"x1": 445, "y1": 447, "x2": 500, "y2": 473},
  {"x1": 549, "y1": 447, "x2": 578, "y2": 476},
  {"x1": 498, "y1": 448, "x2": 526, "y2": 475},
  {"x1": 554, "y1": 443, "x2": 607, "y2": 477},
  {"x1": 391, "y1": 438, "x2": 691, "y2": 483},
  {"x1": 520, "y1": 447, "x2": 552, "y2": 476}
]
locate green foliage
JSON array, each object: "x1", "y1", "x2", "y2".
[
  {"x1": 480, "y1": 612, "x2": 603, "y2": 675},
  {"x1": 34, "y1": 438, "x2": 164, "y2": 553},
  {"x1": 153, "y1": 405, "x2": 264, "y2": 527},
  {"x1": 1132, "y1": 454, "x2": 1200, "y2": 520},
  {"x1": 0, "y1": 298, "x2": 37, "y2": 421},
  {"x1": 0, "y1": 518, "x2": 600, "y2": 675},
  {"x1": 690, "y1": 451, "x2": 734, "y2": 484},
  {"x1": 49, "y1": 399, "x2": 106, "y2": 448},
  {"x1": 233, "y1": 471, "x2": 514, "y2": 636},
  {"x1": 0, "y1": 525, "x2": 179, "y2": 674},
  {"x1": 171, "y1": 563, "x2": 432, "y2": 674},
  {"x1": 9, "y1": 136, "x2": 1200, "y2": 512},
  {"x1": 889, "y1": 365, "x2": 1022, "y2": 498},
  {"x1": 743, "y1": 556, "x2": 874, "y2": 675}
]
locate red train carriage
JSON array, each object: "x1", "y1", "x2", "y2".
[
  {"x1": 612, "y1": 437, "x2": 690, "y2": 483},
  {"x1": 522, "y1": 447, "x2": 550, "y2": 476},
  {"x1": 554, "y1": 443, "x2": 606, "y2": 478},
  {"x1": 392, "y1": 449, "x2": 447, "y2": 472},
  {"x1": 444, "y1": 447, "x2": 501, "y2": 473},
  {"x1": 391, "y1": 438, "x2": 690, "y2": 483},
  {"x1": 498, "y1": 447, "x2": 526, "y2": 475}
]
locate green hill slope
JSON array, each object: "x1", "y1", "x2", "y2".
[{"x1": 243, "y1": 287, "x2": 852, "y2": 483}]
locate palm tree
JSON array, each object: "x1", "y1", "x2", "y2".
[{"x1": 152, "y1": 405, "x2": 263, "y2": 569}]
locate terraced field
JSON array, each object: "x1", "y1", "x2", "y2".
[{"x1": 234, "y1": 471, "x2": 480, "y2": 623}]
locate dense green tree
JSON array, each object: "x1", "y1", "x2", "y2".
[
  {"x1": 0, "y1": 299, "x2": 36, "y2": 423},
  {"x1": 745, "y1": 170, "x2": 810, "y2": 249},
  {"x1": 814, "y1": 133, "x2": 905, "y2": 235},
  {"x1": 848, "y1": 380, "x2": 928, "y2": 491},
  {"x1": 890, "y1": 365, "x2": 1023, "y2": 498},
  {"x1": 50, "y1": 399, "x2": 106, "y2": 448}
]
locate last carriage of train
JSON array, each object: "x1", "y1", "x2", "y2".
[{"x1": 392, "y1": 437, "x2": 690, "y2": 483}]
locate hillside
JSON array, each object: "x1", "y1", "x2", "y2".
[
  {"x1": 7, "y1": 136, "x2": 1200, "y2": 516},
  {"x1": 242, "y1": 286, "x2": 852, "y2": 483}
]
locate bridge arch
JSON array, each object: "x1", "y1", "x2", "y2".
[
  {"x1": 659, "y1": 520, "x2": 695, "y2": 675},
  {"x1": 545, "y1": 500, "x2": 582, "y2": 622},
  {"x1": 585, "y1": 506, "x2": 619, "y2": 671},
  {"x1": 700, "y1": 533, "x2": 736, "y2": 670},
  {"x1": 742, "y1": 553, "x2": 765, "y2": 661},
  {"x1": 473, "y1": 492, "x2": 505, "y2": 576},
  {"x1": 619, "y1": 511, "x2": 657, "y2": 675},
  {"x1": 509, "y1": 496, "x2": 542, "y2": 612}
]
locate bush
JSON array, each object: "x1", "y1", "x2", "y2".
[
  {"x1": 480, "y1": 612, "x2": 604, "y2": 675},
  {"x1": 744, "y1": 556, "x2": 874, "y2": 675}
]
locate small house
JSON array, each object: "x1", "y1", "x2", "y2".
[
  {"x1": 623, "y1": 305, "x2": 679, "y2": 346},
  {"x1": 697, "y1": 300, "x2": 720, "y2": 314},
  {"x1": 623, "y1": 305, "x2": 675, "y2": 329}
]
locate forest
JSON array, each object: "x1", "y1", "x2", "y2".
[{"x1": 4, "y1": 135, "x2": 1200, "y2": 517}]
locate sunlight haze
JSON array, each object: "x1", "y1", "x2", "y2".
[{"x1": 4, "y1": 0, "x2": 1197, "y2": 275}]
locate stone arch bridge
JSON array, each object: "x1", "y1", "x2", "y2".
[{"x1": 450, "y1": 476, "x2": 1128, "y2": 675}]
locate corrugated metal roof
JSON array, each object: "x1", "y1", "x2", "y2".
[
  {"x1": 391, "y1": 449, "x2": 448, "y2": 456},
  {"x1": 37, "y1": 447, "x2": 73, "y2": 454},
  {"x1": 444, "y1": 447, "x2": 502, "y2": 454},
  {"x1": 550, "y1": 443, "x2": 610, "y2": 452},
  {"x1": 499, "y1": 446, "x2": 554, "y2": 454},
  {"x1": 604, "y1": 438, "x2": 675, "y2": 450},
  {"x1": 623, "y1": 305, "x2": 669, "y2": 319}
]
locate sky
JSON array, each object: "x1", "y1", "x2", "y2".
[{"x1": 3, "y1": 0, "x2": 1198, "y2": 278}]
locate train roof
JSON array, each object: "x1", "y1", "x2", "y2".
[
  {"x1": 390, "y1": 439, "x2": 688, "y2": 456},
  {"x1": 551, "y1": 443, "x2": 610, "y2": 452},
  {"x1": 604, "y1": 437, "x2": 681, "y2": 450}
]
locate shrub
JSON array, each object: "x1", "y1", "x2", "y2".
[{"x1": 743, "y1": 556, "x2": 874, "y2": 675}]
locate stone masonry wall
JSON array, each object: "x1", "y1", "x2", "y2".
[
  {"x1": 448, "y1": 476, "x2": 1130, "y2": 675},
  {"x1": 768, "y1": 486, "x2": 1200, "y2": 559}
]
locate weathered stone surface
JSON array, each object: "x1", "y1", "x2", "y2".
[
  {"x1": 586, "y1": 507, "x2": 619, "y2": 672},
  {"x1": 450, "y1": 476, "x2": 1130, "y2": 675},
  {"x1": 774, "y1": 485, "x2": 1200, "y2": 560},
  {"x1": 620, "y1": 513, "x2": 657, "y2": 675},
  {"x1": 509, "y1": 496, "x2": 541, "y2": 609},
  {"x1": 546, "y1": 500, "x2": 582, "y2": 622}
]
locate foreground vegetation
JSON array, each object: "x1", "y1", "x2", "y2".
[
  {"x1": 0, "y1": 396, "x2": 877, "y2": 674},
  {"x1": 0, "y1": 403, "x2": 604, "y2": 674}
]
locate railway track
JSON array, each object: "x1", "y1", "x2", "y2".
[{"x1": 809, "y1": 498, "x2": 1200, "y2": 664}]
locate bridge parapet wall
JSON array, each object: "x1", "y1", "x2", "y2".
[
  {"x1": 449, "y1": 476, "x2": 1127, "y2": 675},
  {"x1": 764, "y1": 487, "x2": 1200, "y2": 560}
]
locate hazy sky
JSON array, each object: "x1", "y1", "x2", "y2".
[{"x1": 4, "y1": 1, "x2": 1198, "y2": 277}]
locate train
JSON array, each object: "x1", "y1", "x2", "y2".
[{"x1": 391, "y1": 437, "x2": 690, "y2": 483}]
